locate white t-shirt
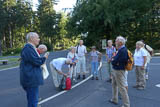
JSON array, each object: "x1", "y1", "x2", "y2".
[
  {"x1": 134, "y1": 48, "x2": 147, "y2": 66},
  {"x1": 76, "y1": 45, "x2": 87, "y2": 57},
  {"x1": 50, "y1": 58, "x2": 67, "y2": 71}
]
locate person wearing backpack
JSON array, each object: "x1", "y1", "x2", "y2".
[
  {"x1": 105, "y1": 40, "x2": 116, "y2": 82},
  {"x1": 109, "y1": 36, "x2": 130, "y2": 107},
  {"x1": 90, "y1": 46, "x2": 102, "y2": 80},
  {"x1": 141, "y1": 40, "x2": 153, "y2": 80},
  {"x1": 67, "y1": 46, "x2": 78, "y2": 82},
  {"x1": 76, "y1": 40, "x2": 87, "y2": 80}
]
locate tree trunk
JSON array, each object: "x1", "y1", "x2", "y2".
[
  {"x1": 9, "y1": 25, "x2": 13, "y2": 48},
  {"x1": 3, "y1": 34, "x2": 6, "y2": 50}
]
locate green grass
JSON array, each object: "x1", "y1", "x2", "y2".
[
  {"x1": 0, "y1": 58, "x2": 20, "y2": 70},
  {"x1": 0, "y1": 63, "x2": 19, "y2": 70}
]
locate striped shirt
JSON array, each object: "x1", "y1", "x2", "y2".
[{"x1": 106, "y1": 46, "x2": 116, "y2": 60}]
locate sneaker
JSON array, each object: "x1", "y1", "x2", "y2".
[
  {"x1": 137, "y1": 86, "x2": 145, "y2": 90},
  {"x1": 146, "y1": 74, "x2": 148, "y2": 80},
  {"x1": 96, "y1": 77, "x2": 99, "y2": 80},
  {"x1": 77, "y1": 75, "x2": 80, "y2": 80},
  {"x1": 108, "y1": 99, "x2": 118, "y2": 105},
  {"x1": 83, "y1": 75, "x2": 86, "y2": 79}
]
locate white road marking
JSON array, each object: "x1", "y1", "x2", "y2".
[
  {"x1": 0, "y1": 66, "x2": 19, "y2": 72},
  {"x1": 155, "y1": 84, "x2": 160, "y2": 88},
  {"x1": 38, "y1": 75, "x2": 93, "y2": 105}
]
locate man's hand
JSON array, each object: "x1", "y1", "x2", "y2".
[
  {"x1": 44, "y1": 52, "x2": 49, "y2": 59},
  {"x1": 108, "y1": 59, "x2": 111, "y2": 63}
]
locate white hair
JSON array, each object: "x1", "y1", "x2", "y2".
[
  {"x1": 70, "y1": 46, "x2": 76, "y2": 50},
  {"x1": 136, "y1": 41, "x2": 144, "y2": 47},
  {"x1": 26, "y1": 32, "x2": 38, "y2": 42},
  {"x1": 116, "y1": 36, "x2": 126, "y2": 45},
  {"x1": 79, "y1": 40, "x2": 83, "y2": 43},
  {"x1": 108, "y1": 40, "x2": 113, "y2": 43},
  {"x1": 66, "y1": 59, "x2": 72, "y2": 64},
  {"x1": 38, "y1": 44, "x2": 47, "y2": 51}
]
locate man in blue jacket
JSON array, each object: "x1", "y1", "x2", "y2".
[
  {"x1": 109, "y1": 36, "x2": 130, "y2": 107},
  {"x1": 20, "y1": 32, "x2": 48, "y2": 107}
]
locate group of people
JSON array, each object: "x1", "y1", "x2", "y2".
[
  {"x1": 19, "y1": 32, "x2": 90, "y2": 107},
  {"x1": 105, "y1": 37, "x2": 153, "y2": 107},
  {"x1": 49, "y1": 39, "x2": 103, "y2": 90},
  {"x1": 20, "y1": 32, "x2": 153, "y2": 107}
]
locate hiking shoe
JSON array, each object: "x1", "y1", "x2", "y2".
[
  {"x1": 77, "y1": 75, "x2": 80, "y2": 80},
  {"x1": 137, "y1": 86, "x2": 145, "y2": 90}
]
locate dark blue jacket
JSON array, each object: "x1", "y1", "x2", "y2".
[
  {"x1": 20, "y1": 43, "x2": 46, "y2": 88},
  {"x1": 112, "y1": 46, "x2": 128, "y2": 70}
]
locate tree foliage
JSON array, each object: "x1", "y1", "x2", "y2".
[
  {"x1": 0, "y1": 0, "x2": 75, "y2": 55},
  {"x1": 67, "y1": 0, "x2": 160, "y2": 50}
]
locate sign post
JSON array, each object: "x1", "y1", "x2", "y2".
[{"x1": 102, "y1": 39, "x2": 106, "y2": 49}]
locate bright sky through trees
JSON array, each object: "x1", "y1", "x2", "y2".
[{"x1": 32, "y1": 0, "x2": 76, "y2": 11}]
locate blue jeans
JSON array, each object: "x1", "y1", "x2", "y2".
[
  {"x1": 91, "y1": 62, "x2": 98, "y2": 77},
  {"x1": 24, "y1": 87, "x2": 39, "y2": 107}
]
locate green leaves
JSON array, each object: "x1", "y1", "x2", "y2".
[{"x1": 67, "y1": 0, "x2": 160, "y2": 49}]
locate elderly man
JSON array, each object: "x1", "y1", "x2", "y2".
[
  {"x1": 109, "y1": 36, "x2": 130, "y2": 107},
  {"x1": 20, "y1": 32, "x2": 48, "y2": 107},
  {"x1": 76, "y1": 40, "x2": 87, "y2": 79},
  {"x1": 106, "y1": 40, "x2": 116, "y2": 82},
  {"x1": 50, "y1": 58, "x2": 72, "y2": 90}
]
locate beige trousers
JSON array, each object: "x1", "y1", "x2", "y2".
[{"x1": 112, "y1": 69, "x2": 130, "y2": 107}]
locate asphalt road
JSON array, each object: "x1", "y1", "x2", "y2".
[{"x1": 0, "y1": 51, "x2": 160, "y2": 107}]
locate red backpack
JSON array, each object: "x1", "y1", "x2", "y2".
[{"x1": 65, "y1": 77, "x2": 71, "y2": 90}]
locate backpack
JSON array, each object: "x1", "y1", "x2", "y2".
[
  {"x1": 144, "y1": 44, "x2": 153, "y2": 56},
  {"x1": 125, "y1": 50, "x2": 134, "y2": 71},
  {"x1": 76, "y1": 45, "x2": 79, "y2": 53},
  {"x1": 65, "y1": 77, "x2": 71, "y2": 90},
  {"x1": 59, "y1": 76, "x2": 66, "y2": 91}
]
